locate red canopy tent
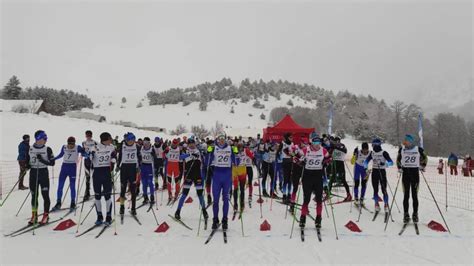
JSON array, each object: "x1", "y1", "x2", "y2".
[{"x1": 263, "y1": 115, "x2": 315, "y2": 144}]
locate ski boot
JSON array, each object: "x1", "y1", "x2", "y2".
[
  {"x1": 174, "y1": 209, "x2": 181, "y2": 220},
  {"x1": 83, "y1": 190, "x2": 91, "y2": 202},
  {"x1": 403, "y1": 212, "x2": 410, "y2": 224},
  {"x1": 222, "y1": 217, "x2": 228, "y2": 231},
  {"x1": 95, "y1": 213, "x2": 104, "y2": 225},
  {"x1": 70, "y1": 202, "x2": 76, "y2": 212},
  {"x1": 202, "y1": 208, "x2": 209, "y2": 220},
  {"x1": 359, "y1": 198, "x2": 365, "y2": 207},
  {"x1": 211, "y1": 218, "x2": 220, "y2": 230},
  {"x1": 289, "y1": 203, "x2": 295, "y2": 215},
  {"x1": 271, "y1": 192, "x2": 280, "y2": 199},
  {"x1": 412, "y1": 212, "x2": 419, "y2": 223},
  {"x1": 28, "y1": 211, "x2": 38, "y2": 225},
  {"x1": 119, "y1": 205, "x2": 125, "y2": 215},
  {"x1": 142, "y1": 195, "x2": 149, "y2": 205},
  {"x1": 154, "y1": 182, "x2": 159, "y2": 190},
  {"x1": 51, "y1": 201, "x2": 62, "y2": 212},
  {"x1": 39, "y1": 212, "x2": 49, "y2": 225},
  {"x1": 299, "y1": 215, "x2": 306, "y2": 228},
  {"x1": 105, "y1": 215, "x2": 112, "y2": 226},
  {"x1": 374, "y1": 202, "x2": 381, "y2": 212},
  {"x1": 150, "y1": 195, "x2": 155, "y2": 207},
  {"x1": 354, "y1": 197, "x2": 359, "y2": 207},
  {"x1": 384, "y1": 203, "x2": 389, "y2": 213},
  {"x1": 207, "y1": 194, "x2": 213, "y2": 206},
  {"x1": 130, "y1": 208, "x2": 137, "y2": 216},
  {"x1": 315, "y1": 215, "x2": 322, "y2": 229}
]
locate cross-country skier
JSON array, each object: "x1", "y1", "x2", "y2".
[
  {"x1": 289, "y1": 142, "x2": 305, "y2": 214},
  {"x1": 281, "y1": 133, "x2": 294, "y2": 204},
  {"x1": 174, "y1": 138, "x2": 208, "y2": 220},
  {"x1": 152, "y1": 137, "x2": 166, "y2": 190},
  {"x1": 364, "y1": 138, "x2": 393, "y2": 213},
  {"x1": 26, "y1": 130, "x2": 55, "y2": 225},
  {"x1": 329, "y1": 136, "x2": 352, "y2": 202},
  {"x1": 90, "y1": 132, "x2": 117, "y2": 225},
  {"x1": 351, "y1": 142, "x2": 370, "y2": 206},
  {"x1": 116, "y1": 132, "x2": 141, "y2": 216},
  {"x1": 82, "y1": 130, "x2": 98, "y2": 201},
  {"x1": 140, "y1": 137, "x2": 157, "y2": 207},
  {"x1": 261, "y1": 142, "x2": 278, "y2": 198},
  {"x1": 396, "y1": 134, "x2": 427, "y2": 223},
  {"x1": 17, "y1": 134, "x2": 30, "y2": 190},
  {"x1": 298, "y1": 134, "x2": 330, "y2": 229},
  {"x1": 208, "y1": 132, "x2": 238, "y2": 230},
  {"x1": 164, "y1": 139, "x2": 182, "y2": 203},
  {"x1": 242, "y1": 142, "x2": 255, "y2": 206},
  {"x1": 51, "y1": 136, "x2": 87, "y2": 212},
  {"x1": 231, "y1": 142, "x2": 253, "y2": 212}
]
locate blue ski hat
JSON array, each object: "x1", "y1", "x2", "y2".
[
  {"x1": 311, "y1": 133, "x2": 321, "y2": 144},
  {"x1": 34, "y1": 130, "x2": 47, "y2": 141},
  {"x1": 372, "y1": 138, "x2": 382, "y2": 146},
  {"x1": 125, "y1": 132, "x2": 136, "y2": 141},
  {"x1": 404, "y1": 134, "x2": 415, "y2": 144},
  {"x1": 154, "y1": 136, "x2": 161, "y2": 142}
]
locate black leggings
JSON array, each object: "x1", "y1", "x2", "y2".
[
  {"x1": 246, "y1": 166, "x2": 253, "y2": 195},
  {"x1": 302, "y1": 169, "x2": 324, "y2": 206},
  {"x1": 153, "y1": 158, "x2": 165, "y2": 184},
  {"x1": 261, "y1": 161, "x2": 275, "y2": 193},
  {"x1": 402, "y1": 168, "x2": 419, "y2": 214},
  {"x1": 93, "y1": 167, "x2": 113, "y2": 216},
  {"x1": 282, "y1": 159, "x2": 292, "y2": 196},
  {"x1": 84, "y1": 159, "x2": 92, "y2": 192},
  {"x1": 372, "y1": 168, "x2": 388, "y2": 204},
  {"x1": 329, "y1": 161, "x2": 350, "y2": 194},
  {"x1": 29, "y1": 168, "x2": 50, "y2": 213},
  {"x1": 291, "y1": 163, "x2": 303, "y2": 196},
  {"x1": 120, "y1": 164, "x2": 137, "y2": 209}
]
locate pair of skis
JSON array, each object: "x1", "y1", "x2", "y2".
[
  {"x1": 204, "y1": 224, "x2": 227, "y2": 244},
  {"x1": 6, "y1": 207, "x2": 78, "y2": 237},
  {"x1": 120, "y1": 212, "x2": 142, "y2": 225},
  {"x1": 76, "y1": 219, "x2": 115, "y2": 238},
  {"x1": 399, "y1": 222, "x2": 420, "y2": 236},
  {"x1": 300, "y1": 227, "x2": 322, "y2": 242}
]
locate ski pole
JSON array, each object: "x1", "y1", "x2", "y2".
[
  {"x1": 32, "y1": 163, "x2": 40, "y2": 236},
  {"x1": 74, "y1": 157, "x2": 83, "y2": 216},
  {"x1": 290, "y1": 165, "x2": 304, "y2": 239},
  {"x1": 284, "y1": 162, "x2": 293, "y2": 220},
  {"x1": 80, "y1": 204, "x2": 95, "y2": 225},
  {"x1": 384, "y1": 171, "x2": 401, "y2": 232},
  {"x1": 270, "y1": 161, "x2": 277, "y2": 211},
  {"x1": 0, "y1": 171, "x2": 25, "y2": 207},
  {"x1": 326, "y1": 171, "x2": 339, "y2": 240},
  {"x1": 112, "y1": 172, "x2": 117, "y2": 235},
  {"x1": 420, "y1": 170, "x2": 451, "y2": 233},
  {"x1": 356, "y1": 169, "x2": 371, "y2": 222},
  {"x1": 385, "y1": 172, "x2": 401, "y2": 213},
  {"x1": 15, "y1": 190, "x2": 31, "y2": 217},
  {"x1": 322, "y1": 192, "x2": 330, "y2": 218},
  {"x1": 256, "y1": 163, "x2": 263, "y2": 219},
  {"x1": 150, "y1": 204, "x2": 160, "y2": 226},
  {"x1": 344, "y1": 161, "x2": 355, "y2": 213},
  {"x1": 76, "y1": 167, "x2": 94, "y2": 233}
]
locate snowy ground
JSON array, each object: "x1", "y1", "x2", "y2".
[
  {"x1": 0, "y1": 162, "x2": 472, "y2": 265},
  {"x1": 0, "y1": 110, "x2": 473, "y2": 265}
]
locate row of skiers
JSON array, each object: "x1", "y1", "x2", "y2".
[{"x1": 21, "y1": 128, "x2": 427, "y2": 230}]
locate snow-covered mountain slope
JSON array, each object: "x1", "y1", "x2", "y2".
[
  {"x1": 0, "y1": 112, "x2": 172, "y2": 160},
  {"x1": 82, "y1": 93, "x2": 315, "y2": 135}
]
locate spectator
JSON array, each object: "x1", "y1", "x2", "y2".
[
  {"x1": 448, "y1": 152, "x2": 458, "y2": 176},
  {"x1": 462, "y1": 154, "x2": 472, "y2": 177},
  {"x1": 437, "y1": 159, "x2": 444, "y2": 175},
  {"x1": 17, "y1": 134, "x2": 30, "y2": 190}
]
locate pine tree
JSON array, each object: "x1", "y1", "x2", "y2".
[{"x1": 2, "y1": 75, "x2": 22, "y2": 99}]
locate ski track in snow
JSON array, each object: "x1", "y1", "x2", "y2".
[
  {"x1": 2, "y1": 165, "x2": 472, "y2": 265},
  {"x1": 0, "y1": 111, "x2": 473, "y2": 265}
]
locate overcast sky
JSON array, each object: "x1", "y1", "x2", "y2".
[{"x1": 1, "y1": 0, "x2": 472, "y2": 106}]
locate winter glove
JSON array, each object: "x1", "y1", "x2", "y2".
[
  {"x1": 363, "y1": 161, "x2": 369, "y2": 170},
  {"x1": 386, "y1": 161, "x2": 394, "y2": 167}
]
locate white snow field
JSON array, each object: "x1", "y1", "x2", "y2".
[{"x1": 0, "y1": 111, "x2": 473, "y2": 265}]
